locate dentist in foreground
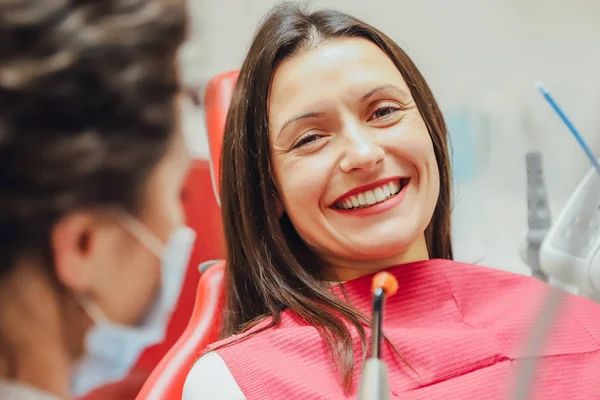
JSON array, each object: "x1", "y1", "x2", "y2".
[{"x1": 0, "y1": 0, "x2": 191, "y2": 399}]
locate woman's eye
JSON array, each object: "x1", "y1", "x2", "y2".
[
  {"x1": 370, "y1": 104, "x2": 401, "y2": 121},
  {"x1": 293, "y1": 133, "x2": 320, "y2": 149}
]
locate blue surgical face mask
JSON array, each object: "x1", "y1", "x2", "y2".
[{"x1": 70, "y1": 217, "x2": 196, "y2": 398}]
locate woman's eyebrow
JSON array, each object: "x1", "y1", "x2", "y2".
[
  {"x1": 360, "y1": 85, "x2": 407, "y2": 103},
  {"x1": 277, "y1": 111, "x2": 323, "y2": 138},
  {"x1": 276, "y1": 85, "x2": 408, "y2": 138}
]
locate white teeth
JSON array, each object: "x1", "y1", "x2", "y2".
[
  {"x1": 336, "y1": 180, "x2": 406, "y2": 210},
  {"x1": 365, "y1": 191, "x2": 376, "y2": 204},
  {"x1": 358, "y1": 193, "x2": 366, "y2": 204},
  {"x1": 382, "y1": 185, "x2": 391, "y2": 197}
]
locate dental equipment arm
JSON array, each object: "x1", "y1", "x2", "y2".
[
  {"x1": 514, "y1": 166, "x2": 599, "y2": 398},
  {"x1": 357, "y1": 272, "x2": 398, "y2": 400},
  {"x1": 533, "y1": 81, "x2": 600, "y2": 300},
  {"x1": 523, "y1": 152, "x2": 552, "y2": 282},
  {"x1": 539, "y1": 166, "x2": 600, "y2": 300},
  {"x1": 513, "y1": 81, "x2": 600, "y2": 399}
]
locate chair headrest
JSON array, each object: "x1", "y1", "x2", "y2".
[{"x1": 204, "y1": 70, "x2": 240, "y2": 206}]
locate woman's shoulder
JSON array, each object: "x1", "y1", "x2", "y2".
[
  {"x1": 183, "y1": 321, "x2": 282, "y2": 400},
  {"x1": 203, "y1": 318, "x2": 276, "y2": 352},
  {"x1": 183, "y1": 352, "x2": 246, "y2": 400}
]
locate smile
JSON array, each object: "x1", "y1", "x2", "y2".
[{"x1": 334, "y1": 178, "x2": 410, "y2": 210}]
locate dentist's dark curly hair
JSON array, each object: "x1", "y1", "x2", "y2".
[{"x1": 0, "y1": 0, "x2": 188, "y2": 276}]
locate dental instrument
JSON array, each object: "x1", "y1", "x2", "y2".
[
  {"x1": 357, "y1": 272, "x2": 398, "y2": 400},
  {"x1": 535, "y1": 81, "x2": 600, "y2": 175}
]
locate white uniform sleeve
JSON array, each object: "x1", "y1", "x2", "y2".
[{"x1": 182, "y1": 352, "x2": 246, "y2": 400}]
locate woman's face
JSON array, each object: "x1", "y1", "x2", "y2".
[{"x1": 268, "y1": 38, "x2": 440, "y2": 280}]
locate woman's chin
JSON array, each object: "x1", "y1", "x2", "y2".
[
  {"x1": 325, "y1": 226, "x2": 428, "y2": 264},
  {"x1": 335, "y1": 240, "x2": 415, "y2": 263},
  {"x1": 340, "y1": 227, "x2": 419, "y2": 252}
]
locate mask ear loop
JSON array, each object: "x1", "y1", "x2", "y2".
[
  {"x1": 118, "y1": 211, "x2": 165, "y2": 259},
  {"x1": 117, "y1": 210, "x2": 168, "y2": 318},
  {"x1": 78, "y1": 296, "x2": 108, "y2": 324}
]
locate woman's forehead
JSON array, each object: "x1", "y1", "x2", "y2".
[
  {"x1": 268, "y1": 38, "x2": 410, "y2": 129},
  {"x1": 271, "y1": 38, "x2": 407, "y2": 97}
]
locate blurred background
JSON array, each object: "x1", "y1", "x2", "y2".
[{"x1": 179, "y1": 0, "x2": 600, "y2": 276}]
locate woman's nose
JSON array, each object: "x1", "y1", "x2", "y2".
[{"x1": 339, "y1": 124, "x2": 384, "y2": 173}]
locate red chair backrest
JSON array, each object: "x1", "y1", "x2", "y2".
[
  {"x1": 205, "y1": 70, "x2": 240, "y2": 201},
  {"x1": 134, "y1": 261, "x2": 226, "y2": 400},
  {"x1": 135, "y1": 159, "x2": 225, "y2": 369}
]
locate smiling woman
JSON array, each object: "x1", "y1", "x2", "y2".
[
  {"x1": 182, "y1": 3, "x2": 600, "y2": 400},
  {"x1": 268, "y1": 37, "x2": 441, "y2": 281}
]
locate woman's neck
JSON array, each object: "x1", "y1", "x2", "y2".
[
  {"x1": 0, "y1": 263, "x2": 75, "y2": 399},
  {"x1": 324, "y1": 235, "x2": 430, "y2": 282}
]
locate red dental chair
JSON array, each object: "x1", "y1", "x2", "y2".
[
  {"x1": 205, "y1": 70, "x2": 240, "y2": 202},
  {"x1": 133, "y1": 70, "x2": 240, "y2": 400}
]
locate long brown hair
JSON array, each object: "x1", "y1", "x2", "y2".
[{"x1": 218, "y1": 2, "x2": 453, "y2": 391}]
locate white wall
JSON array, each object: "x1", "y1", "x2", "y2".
[{"x1": 180, "y1": 0, "x2": 600, "y2": 274}]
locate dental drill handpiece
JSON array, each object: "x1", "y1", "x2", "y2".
[{"x1": 358, "y1": 272, "x2": 399, "y2": 400}]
